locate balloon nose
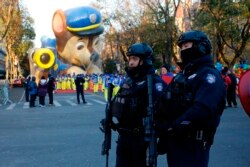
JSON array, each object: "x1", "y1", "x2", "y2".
[{"x1": 90, "y1": 51, "x2": 99, "y2": 62}]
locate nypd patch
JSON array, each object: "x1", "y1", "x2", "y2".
[
  {"x1": 155, "y1": 83, "x2": 163, "y2": 91},
  {"x1": 206, "y1": 74, "x2": 216, "y2": 84}
]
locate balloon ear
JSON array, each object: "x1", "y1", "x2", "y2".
[{"x1": 52, "y1": 9, "x2": 67, "y2": 38}]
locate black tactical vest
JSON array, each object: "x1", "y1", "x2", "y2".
[{"x1": 111, "y1": 78, "x2": 148, "y2": 129}]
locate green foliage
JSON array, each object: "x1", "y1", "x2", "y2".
[{"x1": 193, "y1": 0, "x2": 250, "y2": 67}]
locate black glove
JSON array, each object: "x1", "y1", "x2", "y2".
[
  {"x1": 157, "y1": 136, "x2": 168, "y2": 155},
  {"x1": 99, "y1": 118, "x2": 118, "y2": 133},
  {"x1": 168, "y1": 122, "x2": 192, "y2": 139},
  {"x1": 154, "y1": 121, "x2": 174, "y2": 137},
  {"x1": 99, "y1": 118, "x2": 106, "y2": 133},
  {"x1": 155, "y1": 119, "x2": 192, "y2": 136}
]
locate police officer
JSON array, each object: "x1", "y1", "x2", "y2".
[
  {"x1": 47, "y1": 74, "x2": 55, "y2": 105},
  {"x1": 109, "y1": 43, "x2": 165, "y2": 167},
  {"x1": 75, "y1": 74, "x2": 87, "y2": 104},
  {"x1": 157, "y1": 30, "x2": 226, "y2": 167}
]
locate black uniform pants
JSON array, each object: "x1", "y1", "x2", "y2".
[
  {"x1": 116, "y1": 134, "x2": 147, "y2": 167},
  {"x1": 166, "y1": 137, "x2": 211, "y2": 167},
  {"x1": 76, "y1": 89, "x2": 86, "y2": 104},
  {"x1": 48, "y1": 91, "x2": 53, "y2": 104}
]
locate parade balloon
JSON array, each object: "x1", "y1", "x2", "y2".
[
  {"x1": 238, "y1": 70, "x2": 250, "y2": 117},
  {"x1": 52, "y1": 6, "x2": 104, "y2": 75},
  {"x1": 53, "y1": 64, "x2": 58, "y2": 71}
]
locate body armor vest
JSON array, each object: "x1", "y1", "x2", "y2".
[
  {"x1": 111, "y1": 79, "x2": 148, "y2": 129},
  {"x1": 165, "y1": 72, "x2": 194, "y2": 119}
]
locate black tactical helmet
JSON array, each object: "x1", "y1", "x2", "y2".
[
  {"x1": 177, "y1": 30, "x2": 212, "y2": 55},
  {"x1": 126, "y1": 43, "x2": 153, "y2": 66}
]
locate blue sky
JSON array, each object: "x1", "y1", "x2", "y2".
[{"x1": 21, "y1": 0, "x2": 96, "y2": 47}]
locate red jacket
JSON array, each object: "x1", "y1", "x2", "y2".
[{"x1": 221, "y1": 74, "x2": 231, "y2": 90}]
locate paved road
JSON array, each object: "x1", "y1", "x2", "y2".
[{"x1": 0, "y1": 88, "x2": 249, "y2": 167}]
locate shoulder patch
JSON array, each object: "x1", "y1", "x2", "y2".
[
  {"x1": 155, "y1": 83, "x2": 163, "y2": 91},
  {"x1": 206, "y1": 74, "x2": 216, "y2": 84}
]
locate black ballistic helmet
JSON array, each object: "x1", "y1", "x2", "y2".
[
  {"x1": 177, "y1": 30, "x2": 212, "y2": 55},
  {"x1": 126, "y1": 43, "x2": 153, "y2": 66}
]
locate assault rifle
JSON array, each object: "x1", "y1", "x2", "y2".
[
  {"x1": 143, "y1": 74, "x2": 157, "y2": 167},
  {"x1": 101, "y1": 83, "x2": 114, "y2": 167}
]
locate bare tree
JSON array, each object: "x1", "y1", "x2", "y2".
[
  {"x1": 193, "y1": 0, "x2": 250, "y2": 68},
  {"x1": 0, "y1": 0, "x2": 19, "y2": 80},
  {"x1": 97, "y1": 0, "x2": 183, "y2": 72}
]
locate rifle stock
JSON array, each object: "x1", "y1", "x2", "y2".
[
  {"x1": 144, "y1": 74, "x2": 157, "y2": 167},
  {"x1": 101, "y1": 83, "x2": 114, "y2": 167}
]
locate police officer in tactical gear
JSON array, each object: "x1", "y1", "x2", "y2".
[
  {"x1": 75, "y1": 74, "x2": 87, "y2": 104},
  {"x1": 157, "y1": 30, "x2": 226, "y2": 167},
  {"x1": 110, "y1": 43, "x2": 165, "y2": 167}
]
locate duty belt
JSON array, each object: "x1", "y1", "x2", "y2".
[{"x1": 118, "y1": 127, "x2": 144, "y2": 136}]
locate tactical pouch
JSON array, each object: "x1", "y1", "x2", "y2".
[
  {"x1": 111, "y1": 87, "x2": 133, "y2": 119},
  {"x1": 112, "y1": 96, "x2": 126, "y2": 118}
]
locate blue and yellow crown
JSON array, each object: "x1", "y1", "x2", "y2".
[{"x1": 65, "y1": 6, "x2": 104, "y2": 36}]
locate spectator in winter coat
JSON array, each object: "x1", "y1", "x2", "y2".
[
  {"x1": 29, "y1": 76, "x2": 38, "y2": 107},
  {"x1": 38, "y1": 76, "x2": 48, "y2": 107},
  {"x1": 160, "y1": 65, "x2": 174, "y2": 84},
  {"x1": 221, "y1": 68, "x2": 231, "y2": 90},
  {"x1": 225, "y1": 67, "x2": 238, "y2": 107}
]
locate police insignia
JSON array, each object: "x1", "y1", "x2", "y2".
[
  {"x1": 206, "y1": 74, "x2": 216, "y2": 84},
  {"x1": 188, "y1": 73, "x2": 197, "y2": 79},
  {"x1": 155, "y1": 83, "x2": 163, "y2": 91}
]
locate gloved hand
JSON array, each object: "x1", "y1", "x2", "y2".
[
  {"x1": 157, "y1": 136, "x2": 168, "y2": 155},
  {"x1": 99, "y1": 119, "x2": 106, "y2": 133},
  {"x1": 168, "y1": 121, "x2": 192, "y2": 139},
  {"x1": 99, "y1": 118, "x2": 106, "y2": 132},
  {"x1": 154, "y1": 121, "x2": 174, "y2": 137},
  {"x1": 99, "y1": 118, "x2": 118, "y2": 133}
]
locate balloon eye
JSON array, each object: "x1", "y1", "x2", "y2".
[
  {"x1": 40, "y1": 53, "x2": 50, "y2": 64},
  {"x1": 76, "y1": 42, "x2": 85, "y2": 50}
]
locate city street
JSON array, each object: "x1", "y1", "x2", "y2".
[
  {"x1": 0, "y1": 0, "x2": 249, "y2": 166},
  {"x1": 0, "y1": 88, "x2": 249, "y2": 167}
]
